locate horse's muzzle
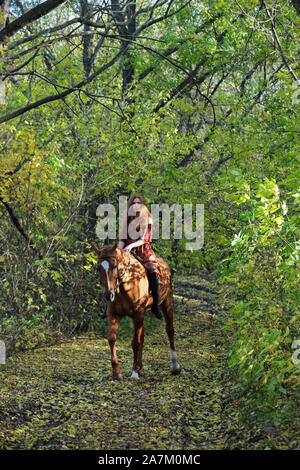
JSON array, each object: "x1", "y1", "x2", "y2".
[{"x1": 105, "y1": 290, "x2": 115, "y2": 302}]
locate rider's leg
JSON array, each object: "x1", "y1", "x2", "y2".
[{"x1": 148, "y1": 271, "x2": 162, "y2": 320}]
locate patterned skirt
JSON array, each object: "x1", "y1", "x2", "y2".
[{"x1": 128, "y1": 240, "x2": 165, "y2": 282}]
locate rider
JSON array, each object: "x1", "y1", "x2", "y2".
[{"x1": 118, "y1": 194, "x2": 164, "y2": 320}]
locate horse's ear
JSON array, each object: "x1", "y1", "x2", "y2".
[
  {"x1": 112, "y1": 242, "x2": 118, "y2": 251},
  {"x1": 91, "y1": 242, "x2": 102, "y2": 255}
]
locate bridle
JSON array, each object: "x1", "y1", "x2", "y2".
[{"x1": 98, "y1": 254, "x2": 131, "y2": 302}]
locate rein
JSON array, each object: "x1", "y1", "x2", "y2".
[{"x1": 130, "y1": 250, "x2": 148, "y2": 269}]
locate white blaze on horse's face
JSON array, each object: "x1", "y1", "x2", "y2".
[{"x1": 101, "y1": 260, "x2": 110, "y2": 291}]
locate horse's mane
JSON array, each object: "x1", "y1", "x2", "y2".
[{"x1": 92, "y1": 243, "x2": 145, "y2": 270}]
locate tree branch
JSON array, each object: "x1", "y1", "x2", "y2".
[
  {"x1": 5, "y1": 17, "x2": 82, "y2": 51},
  {"x1": 0, "y1": 195, "x2": 36, "y2": 251},
  {"x1": 262, "y1": 0, "x2": 300, "y2": 85},
  {"x1": 0, "y1": 0, "x2": 68, "y2": 43},
  {"x1": 0, "y1": 43, "x2": 128, "y2": 124}
]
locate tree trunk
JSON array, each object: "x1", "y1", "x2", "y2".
[
  {"x1": 0, "y1": 0, "x2": 10, "y2": 29},
  {"x1": 80, "y1": 0, "x2": 93, "y2": 77},
  {"x1": 122, "y1": 1, "x2": 136, "y2": 94},
  {"x1": 0, "y1": 0, "x2": 11, "y2": 104}
]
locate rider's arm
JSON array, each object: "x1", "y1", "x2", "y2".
[
  {"x1": 125, "y1": 239, "x2": 145, "y2": 250},
  {"x1": 125, "y1": 224, "x2": 148, "y2": 250},
  {"x1": 125, "y1": 216, "x2": 150, "y2": 250}
]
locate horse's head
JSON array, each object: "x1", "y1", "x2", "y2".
[{"x1": 92, "y1": 242, "x2": 130, "y2": 302}]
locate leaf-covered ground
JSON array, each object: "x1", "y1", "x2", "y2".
[{"x1": 0, "y1": 276, "x2": 292, "y2": 450}]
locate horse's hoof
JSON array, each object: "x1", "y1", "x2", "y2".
[
  {"x1": 113, "y1": 373, "x2": 123, "y2": 381},
  {"x1": 171, "y1": 367, "x2": 181, "y2": 376},
  {"x1": 130, "y1": 370, "x2": 140, "y2": 380}
]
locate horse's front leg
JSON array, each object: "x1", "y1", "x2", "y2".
[
  {"x1": 131, "y1": 314, "x2": 144, "y2": 380},
  {"x1": 107, "y1": 312, "x2": 122, "y2": 380}
]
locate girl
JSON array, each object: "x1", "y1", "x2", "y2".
[{"x1": 118, "y1": 194, "x2": 164, "y2": 319}]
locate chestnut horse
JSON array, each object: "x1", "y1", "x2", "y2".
[{"x1": 92, "y1": 242, "x2": 181, "y2": 380}]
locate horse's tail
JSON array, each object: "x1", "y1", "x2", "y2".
[{"x1": 170, "y1": 267, "x2": 176, "y2": 289}]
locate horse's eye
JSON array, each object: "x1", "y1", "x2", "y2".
[{"x1": 111, "y1": 264, "x2": 117, "y2": 270}]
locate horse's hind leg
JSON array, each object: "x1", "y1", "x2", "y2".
[
  {"x1": 131, "y1": 314, "x2": 144, "y2": 380},
  {"x1": 161, "y1": 296, "x2": 181, "y2": 375}
]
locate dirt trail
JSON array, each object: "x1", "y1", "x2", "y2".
[{"x1": 0, "y1": 276, "x2": 279, "y2": 450}]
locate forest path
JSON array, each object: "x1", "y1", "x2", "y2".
[{"x1": 0, "y1": 276, "x2": 281, "y2": 450}]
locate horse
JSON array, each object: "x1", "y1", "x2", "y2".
[{"x1": 92, "y1": 242, "x2": 181, "y2": 380}]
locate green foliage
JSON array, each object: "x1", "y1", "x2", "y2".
[
  {"x1": 218, "y1": 177, "x2": 299, "y2": 425},
  {"x1": 0, "y1": 313, "x2": 51, "y2": 352}
]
